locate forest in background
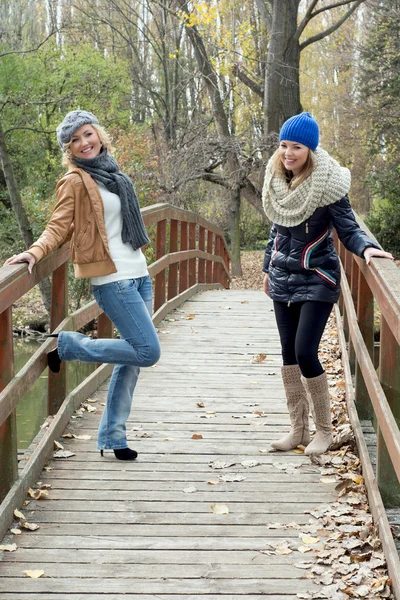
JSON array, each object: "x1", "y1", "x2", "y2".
[{"x1": 0, "y1": 0, "x2": 399, "y2": 311}]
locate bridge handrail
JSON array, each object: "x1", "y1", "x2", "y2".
[
  {"x1": 0, "y1": 202, "x2": 230, "y2": 535},
  {"x1": 335, "y1": 213, "x2": 400, "y2": 500}
]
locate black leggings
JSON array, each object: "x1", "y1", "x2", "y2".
[{"x1": 273, "y1": 300, "x2": 333, "y2": 378}]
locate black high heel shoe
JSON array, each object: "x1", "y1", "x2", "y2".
[{"x1": 100, "y1": 448, "x2": 138, "y2": 460}]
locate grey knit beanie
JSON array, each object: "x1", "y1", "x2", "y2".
[{"x1": 56, "y1": 110, "x2": 99, "y2": 151}]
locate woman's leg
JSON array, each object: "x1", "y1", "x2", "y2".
[
  {"x1": 57, "y1": 278, "x2": 160, "y2": 368},
  {"x1": 294, "y1": 301, "x2": 333, "y2": 378},
  {"x1": 64, "y1": 276, "x2": 159, "y2": 451},
  {"x1": 271, "y1": 302, "x2": 310, "y2": 451},
  {"x1": 294, "y1": 301, "x2": 334, "y2": 455}
]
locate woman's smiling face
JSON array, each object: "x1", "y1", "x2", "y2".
[
  {"x1": 279, "y1": 140, "x2": 309, "y2": 176},
  {"x1": 69, "y1": 124, "x2": 102, "y2": 159}
]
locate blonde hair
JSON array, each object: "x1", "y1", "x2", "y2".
[
  {"x1": 61, "y1": 124, "x2": 114, "y2": 168},
  {"x1": 271, "y1": 146, "x2": 316, "y2": 189}
]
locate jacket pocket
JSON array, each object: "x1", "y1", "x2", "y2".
[{"x1": 75, "y1": 217, "x2": 95, "y2": 251}]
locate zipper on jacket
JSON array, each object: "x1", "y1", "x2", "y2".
[
  {"x1": 287, "y1": 301, "x2": 291, "y2": 307},
  {"x1": 306, "y1": 222, "x2": 309, "y2": 234}
]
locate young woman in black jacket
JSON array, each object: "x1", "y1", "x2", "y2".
[{"x1": 262, "y1": 112, "x2": 393, "y2": 456}]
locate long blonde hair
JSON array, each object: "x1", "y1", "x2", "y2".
[
  {"x1": 61, "y1": 124, "x2": 114, "y2": 169},
  {"x1": 271, "y1": 146, "x2": 316, "y2": 189}
]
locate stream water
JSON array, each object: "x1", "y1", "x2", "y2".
[{"x1": 14, "y1": 338, "x2": 96, "y2": 449}]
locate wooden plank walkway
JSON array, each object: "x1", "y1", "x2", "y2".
[{"x1": 0, "y1": 290, "x2": 349, "y2": 599}]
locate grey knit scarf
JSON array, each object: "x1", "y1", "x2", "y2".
[{"x1": 72, "y1": 149, "x2": 150, "y2": 250}]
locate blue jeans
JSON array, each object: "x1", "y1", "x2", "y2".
[{"x1": 58, "y1": 276, "x2": 161, "y2": 450}]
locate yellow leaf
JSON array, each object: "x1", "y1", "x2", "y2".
[
  {"x1": 24, "y1": 570, "x2": 45, "y2": 578},
  {"x1": 207, "y1": 481, "x2": 220, "y2": 485},
  {"x1": 210, "y1": 503, "x2": 229, "y2": 515},
  {"x1": 14, "y1": 509, "x2": 25, "y2": 520},
  {"x1": 301, "y1": 535, "x2": 319, "y2": 545},
  {"x1": 54, "y1": 440, "x2": 64, "y2": 450},
  {"x1": 275, "y1": 544, "x2": 293, "y2": 555},
  {"x1": 28, "y1": 488, "x2": 49, "y2": 500},
  {"x1": 185, "y1": 314, "x2": 195, "y2": 320},
  {"x1": 192, "y1": 434, "x2": 203, "y2": 439},
  {"x1": 293, "y1": 448, "x2": 304, "y2": 454}
]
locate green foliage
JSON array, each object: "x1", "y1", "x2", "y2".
[
  {"x1": 365, "y1": 167, "x2": 400, "y2": 257},
  {"x1": 359, "y1": 1, "x2": 400, "y2": 257}
]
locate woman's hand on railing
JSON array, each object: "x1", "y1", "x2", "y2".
[
  {"x1": 4, "y1": 252, "x2": 36, "y2": 274},
  {"x1": 363, "y1": 247, "x2": 394, "y2": 265}
]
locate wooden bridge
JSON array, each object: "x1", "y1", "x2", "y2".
[{"x1": 0, "y1": 204, "x2": 400, "y2": 599}]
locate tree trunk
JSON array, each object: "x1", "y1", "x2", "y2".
[
  {"x1": 230, "y1": 185, "x2": 242, "y2": 277},
  {"x1": 0, "y1": 125, "x2": 51, "y2": 315},
  {"x1": 264, "y1": 0, "x2": 302, "y2": 134}
]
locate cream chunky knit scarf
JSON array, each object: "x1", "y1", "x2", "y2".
[{"x1": 262, "y1": 147, "x2": 351, "y2": 227}]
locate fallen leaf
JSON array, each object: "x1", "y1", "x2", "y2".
[
  {"x1": 209, "y1": 461, "x2": 236, "y2": 470},
  {"x1": 192, "y1": 434, "x2": 203, "y2": 439},
  {"x1": 298, "y1": 545, "x2": 313, "y2": 553},
  {"x1": 301, "y1": 535, "x2": 320, "y2": 545},
  {"x1": 53, "y1": 440, "x2": 64, "y2": 450},
  {"x1": 0, "y1": 544, "x2": 17, "y2": 552},
  {"x1": 275, "y1": 544, "x2": 293, "y2": 555},
  {"x1": 163, "y1": 437, "x2": 175, "y2": 441},
  {"x1": 183, "y1": 486, "x2": 197, "y2": 494},
  {"x1": 185, "y1": 314, "x2": 195, "y2": 319},
  {"x1": 210, "y1": 503, "x2": 229, "y2": 514},
  {"x1": 74, "y1": 435, "x2": 92, "y2": 440},
  {"x1": 13, "y1": 509, "x2": 25, "y2": 520},
  {"x1": 61, "y1": 433, "x2": 74, "y2": 439},
  {"x1": 20, "y1": 521, "x2": 40, "y2": 531},
  {"x1": 241, "y1": 460, "x2": 261, "y2": 468},
  {"x1": 241, "y1": 300, "x2": 249, "y2": 304},
  {"x1": 53, "y1": 450, "x2": 75, "y2": 459},
  {"x1": 218, "y1": 474, "x2": 246, "y2": 482},
  {"x1": 10, "y1": 529, "x2": 21, "y2": 535},
  {"x1": 197, "y1": 402, "x2": 205, "y2": 408},
  {"x1": 207, "y1": 481, "x2": 220, "y2": 485},
  {"x1": 24, "y1": 570, "x2": 44, "y2": 578},
  {"x1": 28, "y1": 488, "x2": 49, "y2": 500},
  {"x1": 250, "y1": 353, "x2": 267, "y2": 363}
]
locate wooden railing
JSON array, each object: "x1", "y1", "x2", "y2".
[
  {"x1": 0, "y1": 203, "x2": 230, "y2": 538},
  {"x1": 335, "y1": 214, "x2": 400, "y2": 596}
]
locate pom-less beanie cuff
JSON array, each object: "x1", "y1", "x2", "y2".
[
  {"x1": 56, "y1": 110, "x2": 99, "y2": 151},
  {"x1": 279, "y1": 112, "x2": 319, "y2": 151}
]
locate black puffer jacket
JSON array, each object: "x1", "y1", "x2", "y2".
[{"x1": 263, "y1": 195, "x2": 380, "y2": 304}]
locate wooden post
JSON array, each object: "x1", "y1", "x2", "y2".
[
  {"x1": 212, "y1": 236, "x2": 220, "y2": 283},
  {"x1": 168, "y1": 219, "x2": 179, "y2": 300},
  {"x1": 206, "y1": 231, "x2": 213, "y2": 284},
  {"x1": 198, "y1": 226, "x2": 205, "y2": 284},
  {"x1": 188, "y1": 222, "x2": 196, "y2": 288},
  {"x1": 348, "y1": 259, "x2": 358, "y2": 374},
  {"x1": 154, "y1": 219, "x2": 166, "y2": 312},
  {"x1": 376, "y1": 315, "x2": 400, "y2": 507},
  {"x1": 179, "y1": 221, "x2": 188, "y2": 293},
  {"x1": 0, "y1": 306, "x2": 18, "y2": 503},
  {"x1": 355, "y1": 270, "x2": 374, "y2": 420},
  {"x1": 48, "y1": 262, "x2": 68, "y2": 415}
]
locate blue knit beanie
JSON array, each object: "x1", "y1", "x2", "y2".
[
  {"x1": 279, "y1": 112, "x2": 319, "y2": 151},
  {"x1": 56, "y1": 110, "x2": 99, "y2": 151}
]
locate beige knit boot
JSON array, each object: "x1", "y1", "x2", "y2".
[
  {"x1": 271, "y1": 365, "x2": 311, "y2": 451},
  {"x1": 302, "y1": 372, "x2": 333, "y2": 456}
]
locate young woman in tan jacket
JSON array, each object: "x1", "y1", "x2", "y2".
[{"x1": 5, "y1": 110, "x2": 161, "y2": 460}]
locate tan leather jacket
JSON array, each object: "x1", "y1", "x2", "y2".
[{"x1": 28, "y1": 168, "x2": 117, "y2": 279}]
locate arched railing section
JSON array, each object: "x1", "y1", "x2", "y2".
[
  {"x1": 334, "y1": 213, "x2": 400, "y2": 595},
  {"x1": 0, "y1": 203, "x2": 230, "y2": 539}
]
